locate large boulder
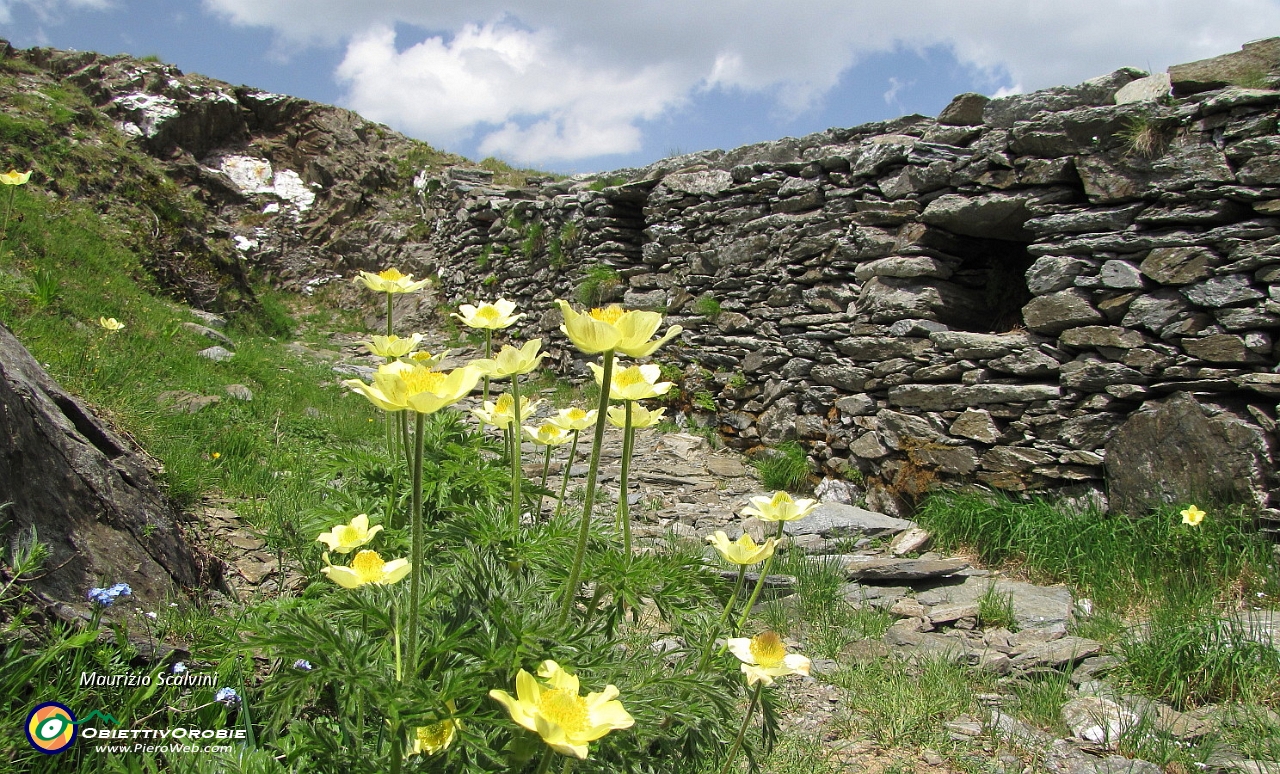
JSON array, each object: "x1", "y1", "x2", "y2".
[
  {"x1": 1104, "y1": 392, "x2": 1272, "y2": 513},
  {"x1": 0, "y1": 322, "x2": 213, "y2": 606},
  {"x1": 1168, "y1": 37, "x2": 1280, "y2": 95}
]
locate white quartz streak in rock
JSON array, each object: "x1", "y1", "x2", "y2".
[{"x1": 214, "y1": 155, "x2": 316, "y2": 216}]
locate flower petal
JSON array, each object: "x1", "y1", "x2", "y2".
[
  {"x1": 379, "y1": 559, "x2": 411, "y2": 584},
  {"x1": 320, "y1": 565, "x2": 364, "y2": 589},
  {"x1": 489, "y1": 689, "x2": 538, "y2": 733},
  {"x1": 726, "y1": 637, "x2": 755, "y2": 664}
]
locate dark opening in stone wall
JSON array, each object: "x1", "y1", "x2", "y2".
[{"x1": 949, "y1": 239, "x2": 1036, "y2": 333}]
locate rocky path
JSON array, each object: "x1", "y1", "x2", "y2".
[{"x1": 185, "y1": 321, "x2": 1279, "y2": 774}]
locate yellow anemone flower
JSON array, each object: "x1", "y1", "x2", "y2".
[
  {"x1": 606, "y1": 404, "x2": 665, "y2": 429},
  {"x1": 363, "y1": 333, "x2": 423, "y2": 358},
  {"x1": 726, "y1": 631, "x2": 811, "y2": 687},
  {"x1": 471, "y1": 339, "x2": 545, "y2": 378},
  {"x1": 489, "y1": 660, "x2": 634, "y2": 759},
  {"x1": 321, "y1": 549, "x2": 410, "y2": 588},
  {"x1": 407, "y1": 348, "x2": 449, "y2": 367},
  {"x1": 472, "y1": 393, "x2": 543, "y2": 428},
  {"x1": 707, "y1": 530, "x2": 776, "y2": 566},
  {"x1": 589, "y1": 362, "x2": 673, "y2": 402},
  {"x1": 524, "y1": 422, "x2": 574, "y2": 446},
  {"x1": 1180, "y1": 504, "x2": 1206, "y2": 527},
  {"x1": 315, "y1": 513, "x2": 383, "y2": 554},
  {"x1": 98, "y1": 317, "x2": 125, "y2": 333},
  {"x1": 411, "y1": 703, "x2": 459, "y2": 757},
  {"x1": 453, "y1": 299, "x2": 522, "y2": 330},
  {"x1": 547, "y1": 406, "x2": 598, "y2": 432},
  {"x1": 354, "y1": 267, "x2": 431, "y2": 294},
  {"x1": 343, "y1": 361, "x2": 480, "y2": 414},
  {"x1": 555, "y1": 300, "x2": 679, "y2": 356},
  {"x1": 614, "y1": 310, "x2": 684, "y2": 358},
  {"x1": 1, "y1": 169, "x2": 32, "y2": 185},
  {"x1": 741, "y1": 491, "x2": 817, "y2": 522},
  {"x1": 555, "y1": 300, "x2": 624, "y2": 353}
]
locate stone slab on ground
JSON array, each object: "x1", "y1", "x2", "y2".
[
  {"x1": 1011, "y1": 636, "x2": 1104, "y2": 669},
  {"x1": 914, "y1": 575, "x2": 1074, "y2": 630},
  {"x1": 782, "y1": 502, "x2": 915, "y2": 538},
  {"x1": 841, "y1": 556, "x2": 970, "y2": 581}
]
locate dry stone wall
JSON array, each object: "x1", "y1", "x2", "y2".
[{"x1": 419, "y1": 43, "x2": 1280, "y2": 526}]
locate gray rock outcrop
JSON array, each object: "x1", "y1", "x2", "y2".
[{"x1": 0, "y1": 321, "x2": 212, "y2": 604}]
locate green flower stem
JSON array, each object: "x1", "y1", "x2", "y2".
[
  {"x1": 559, "y1": 349, "x2": 614, "y2": 625},
  {"x1": 560, "y1": 757, "x2": 576, "y2": 774},
  {"x1": 532, "y1": 747, "x2": 555, "y2": 774},
  {"x1": 390, "y1": 728, "x2": 404, "y2": 774},
  {"x1": 386, "y1": 292, "x2": 394, "y2": 337},
  {"x1": 734, "y1": 521, "x2": 785, "y2": 636},
  {"x1": 394, "y1": 602, "x2": 402, "y2": 683},
  {"x1": 482, "y1": 329, "x2": 493, "y2": 407},
  {"x1": 387, "y1": 410, "x2": 402, "y2": 530},
  {"x1": 617, "y1": 401, "x2": 635, "y2": 554},
  {"x1": 0, "y1": 186, "x2": 15, "y2": 256},
  {"x1": 510, "y1": 374, "x2": 524, "y2": 528},
  {"x1": 584, "y1": 582, "x2": 607, "y2": 619},
  {"x1": 538, "y1": 445, "x2": 552, "y2": 519},
  {"x1": 720, "y1": 565, "x2": 748, "y2": 628},
  {"x1": 408, "y1": 412, "x2": 426, "y2": 678},
  {"x1": 554, "y1": 431, "x2": 581, "y2": 520},
  {"x1": 399, "y1": 411, "x2": 411, "y2": 469},
  {"x1": 698, "y1": 565, "x2": 747, "y2": 672},
  {"x1": 716, "y1": 683, "x2": 762, "y2": 774}
]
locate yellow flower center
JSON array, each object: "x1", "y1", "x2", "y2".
[
  {"x1": 750, "y1": 632, "x2": 786, "y2": 668},
  {"x1": 378, "y1": 268, "x2": 406, "y2": 281},
  {"x1": 351, "y1": 550, "x2": 386, "y2": 583},
  {"x1": 495, "y1": 393, "x2": 514, "y2": 413},
  {"x1": 614, "y1": 368, "x2": 646, "y2": 388},
  {"x1": 538, "y1": 688, "x2": 589, "y2": 734},
  {"x1": 566, "y1": 408, "x2": 587, "y2": 421},
  {"x1": 589, "y1": 305, "x2": 626, "y2": 324},
  {"x1": 335, "y1": 524, "x2": 360, "y2": 544},
  {"x1": 401, "y1": 369, "x2": 448, "y2": 396},
  {"x1": 770, "y1": 492, "x2": 792, "y2": 508},
  {"x1": 416, "y1": 720, "x2": 455, "y2": 754},
  {"x1": 475, "y1": 306, "x2": 501, "y2": 324}
]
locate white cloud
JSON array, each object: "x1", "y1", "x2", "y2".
[
  {"x1": 333, "y1": 21, "x2": 683, "y2": 162},
  {"x1": 0, "y1": 0, "x2": 110, "y2": 24},
  {"x1": 204, "y1": 0, "x2": 1280, "y2": 163}
]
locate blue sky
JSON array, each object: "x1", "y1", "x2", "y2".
[{"x1": 3, "y1": 0, "x2": 1276, "y2": 174}]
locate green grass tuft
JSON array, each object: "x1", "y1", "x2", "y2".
[
  {"x1": 913, "y1": 491, "x2": 1278, "y2": 611},
  {"x1": 752, "y1": 442, "x2": 810, "y2": 492}
]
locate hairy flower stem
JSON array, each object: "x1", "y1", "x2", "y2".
[
  {"x1": 383, "y1": 293, "x2": 396, "y2": 462},
  {"x1": 510, "y1": 374, "x2": 524, "y2": 528},
  {"x1": 559, "y1": 349, "x2": 614, "y2": 624},
  {"x1": 390, "y1": 729, "x2": 404, "y2": 774},
  {"x1": 697, "y1": 566, "x2": 746, "y2": 672},
  {"x1": 538, "y1": 446, "x2": 552, "y2": 519},
  {"x1": 584, "y1": 582, "x2": 607, "y2": 619},
  {"x1": 720, "y1": 565, "x2": 748, "y2": 627},
  {"x1": 716, "y1": 684, "x2": 762, "y2": 774},
  {"x1": 617, "y1": 401, "x2": 634, "y2": 554},
  {"x1": 393, "y1": 603, "x2": 402, "y2": 683},
  {"x1": 734, "y1": 521, "x2": 785, "y2": 636},
  {"x1": 554, "y1": 431, "x2": 580, "y2": 520},
  {"x1": 399, "y1": 412, "x2": 411, "y2": 469},
  {"x1": 408, "y1": 412, "x2": 425, "y2": 678},
  {"x1": 482, "y1": 329, "x2": 493, "y2": 407},
  {"x1": 0, "y1": 186, "x2": 15, "y2": 256},
  {"x1": 532, "y1": 747, "x2": 555, "y2": 774}
]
